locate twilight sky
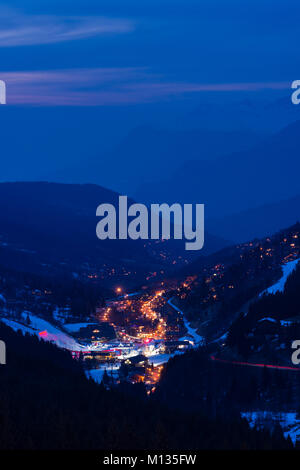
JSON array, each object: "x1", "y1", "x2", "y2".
[
  {"x1": 0, "y1": 0, "x2": 299, "y2": 194},
  {"x1": 0, "y1": 0, "x2": 298, "y2": 105}
]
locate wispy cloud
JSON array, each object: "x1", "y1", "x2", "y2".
[
  {"x1": 0, "y1": 8, "x2": 134, "y2": 46},
  {"x1": 0, "y1": 68, "x2": 290, "y2": 106}
]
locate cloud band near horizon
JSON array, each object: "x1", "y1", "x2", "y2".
[{"x1": 0, "y1": 68, "x2": 291, "y2": 106}]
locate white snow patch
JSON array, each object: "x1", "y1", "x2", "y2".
[
  {"x1": 258, "y1": 317, "x2": 277, "y2": 323},
  {"x1": 86, "y1": 365, "x2": 120, "y2": 384},
  {"x1": 241, "y1": 411, "x2": 300, "y2": 444},
  {"x1": 86, "y1": 369, "x2": 106, "y2": 384},
  {"x1": 260, "y1": 259, "x2": 299, "y2": 296},
  {"x1": 1, "y1": 313, "x2": 83, "y2": 351},
  {"x1": 168, "y1": 298, "x2": 204, "y2": 345},
  {"x1": 1, "y1": 318, "x2": 36, "y2": 335},
  {"x1": 64, "y1": 322, "x2": 96, "y2": 333},
  {"x1": 148, "y1": 351, "x2": 184, "y2": 366}
]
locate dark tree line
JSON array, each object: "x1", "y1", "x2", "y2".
[{"x1": 0, "y1": 323, "x2": 289, "y2": 450}]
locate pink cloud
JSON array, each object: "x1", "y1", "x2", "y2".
[
  {"x1": 0, "y1": 68, "x2": 290, "y2": 106},
  {"x1": 0, "y1": 9, "x2": 134, "y2": 47}
]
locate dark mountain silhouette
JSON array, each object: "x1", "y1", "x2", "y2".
[
  {"x1": 0, "y1": 182, "x2": 228, "y2": 276},
  {"x1": 0, "y1": 182, "x2": 159, "y2": 277},
  {"x1": 136, "y1": 120, "x2": 300, "y2": 218}
]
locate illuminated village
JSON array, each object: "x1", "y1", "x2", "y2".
[
  {"x1": 63, "y1": 227, "x2": 300, "y2": 390},
  {"x1": 0, "y1": 225, "x2": 299, "y2": 395},
  {"x1": 72, "y1": 287, "x2": 199, "y2": 391}
]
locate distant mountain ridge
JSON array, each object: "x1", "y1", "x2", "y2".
[
  {"x1": 95, "y1": 126, "x2": 264, "y2": 191},
  {"x1": 208, "y1": 194, "x2": 300, "y2": 243},
  {"x1": 188, "y1": 95, "x2": 300, "y2": 132},
  {"x1": 0, "y1": 182, "x2": 149, "y2": 275},
  {"x1": 136, "y1": 120, "x2": 300, "y2": 219}
]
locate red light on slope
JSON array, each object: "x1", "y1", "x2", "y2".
[
  {"x1": 210, "y1": 355, "x2": 300, "y2": 372},
  {"x1": 39, "y1": 330, "x2": 48, "y2": 337}
]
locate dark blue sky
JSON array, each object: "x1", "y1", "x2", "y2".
[
  {"x1": 0, "y1": 0, "x2": 299, "y2": 195},
  {"x1": 0, "y1": 0, "x2": 298, "y2": 101}
]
